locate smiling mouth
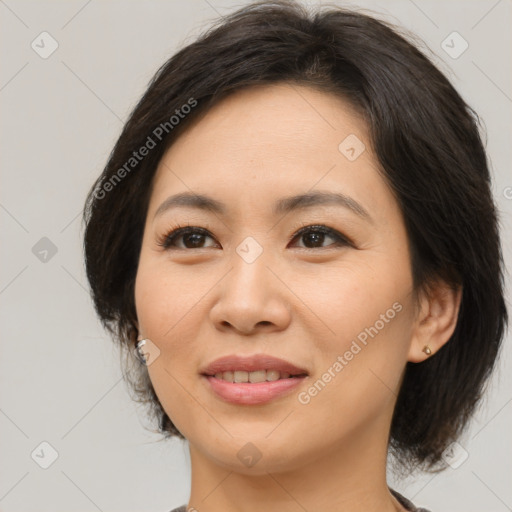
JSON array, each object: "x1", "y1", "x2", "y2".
[
  {"x1": 206, "y1": 369, "x2": 308, "y2": 383},
  {"x1": 202, "y1": 372, "x2": 308, "y2": 405},
  {"x1": 200, "y1": 353, "x2": 310, "y2": 394}
]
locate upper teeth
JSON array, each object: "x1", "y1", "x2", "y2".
[{"x1": 214, "y1": 370, "x2": 293, "y2": 382}]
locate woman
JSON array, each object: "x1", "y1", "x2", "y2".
[{"x1": 82, "y1": 1, "x2": 508, "y2": 511}]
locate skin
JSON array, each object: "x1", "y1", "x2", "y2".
[{"x1": 134, "y1": 83, "x2": 461, "y2": 512}]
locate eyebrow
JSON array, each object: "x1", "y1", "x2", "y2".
[{"x1": 154, "y1": 190, "x2": 372, "y2": 222}]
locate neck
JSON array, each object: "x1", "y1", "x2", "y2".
[{"x1": 186, "y1": 424, "x2": 404, "y2": 512}]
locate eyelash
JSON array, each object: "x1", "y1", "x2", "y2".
[{"x1": 156, "y1": 222, "x2": 353, "y2": 251}]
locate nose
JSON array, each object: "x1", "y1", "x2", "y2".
[{"x1": 209, "y1": 249, "x2": 292, "y2": 336}]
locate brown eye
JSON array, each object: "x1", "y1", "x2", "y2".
[
  {"x1": 158, "y1": 224, "x2": 352, "y2": 251},
  {"x1": 159, "y1": 227, "x2": 218, "y2": 250},
  {"x1": 289, "y1": 225, "x2": 352, "y2": 250}
]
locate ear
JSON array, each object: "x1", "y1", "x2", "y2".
[{"x1": 408, "y1": 279, "x2": 462, "y2": 363}]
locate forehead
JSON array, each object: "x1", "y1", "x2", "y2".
[
  {"x1": 164, "y1": 82, "x2": 368, "y2": 160},
  {"x1": 148, "y1": 83, "x2": 395, "y2": 223}
]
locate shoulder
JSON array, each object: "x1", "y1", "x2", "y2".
[
  {"x1": 168, "y1": 493, "x2": 431, "y2": 512},
  {"x1": 390, "y1": 488, "x2": 432, "y2": 512}
]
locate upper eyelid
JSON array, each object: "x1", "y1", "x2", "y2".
[
  {"x1": 159, "y1": 224, "x2": 352, "y2": 248},
  {"x1": 164, "y1": 224, "x2": 341, "y2": 240}
]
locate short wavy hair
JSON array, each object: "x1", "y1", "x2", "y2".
[{"x1": 82, "y1": 0, "x2": 508, "y2": 472}]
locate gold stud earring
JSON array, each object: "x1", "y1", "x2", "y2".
[{"x1": 422, "y1": 345, "x2": 432, "y2": 356}]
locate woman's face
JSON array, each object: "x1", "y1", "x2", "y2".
[{"x1": 135, "y1": 83, "x2": 419, "y2": 474}]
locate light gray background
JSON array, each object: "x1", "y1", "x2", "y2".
[{"x1": 1, "y1": 1, "x2": 511, "y2": 511}]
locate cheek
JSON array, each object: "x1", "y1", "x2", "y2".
[
  {"x1": 299, "y1": 256, "x2": 414, "y2": 397},
  {"x1": 134, "y1": 263, "x2": 170, "y2": 337},
  {"x1": 133, "y1": 254, "x2": 218, "y2": 412},
  {"x1": 297, "y1": 256, "x2": 409, "y2": 335},
  {"x1": 135, "y1": 255, "x2": 205, "y2": 340},
  {"x1": 134, "y1": 258, "x2": 204, "y2": 433}
]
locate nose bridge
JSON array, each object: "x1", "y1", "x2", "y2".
[
  {"x1": 228, "y1": 236, "x2": 273, "y2": 301},
  {"x1": 209, "y1": 235, "x2": 291, "y2": 333}
]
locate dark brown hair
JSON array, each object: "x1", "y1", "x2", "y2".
[{"x1": 82, "y1": 0, "x2": 508, "y2": 472}]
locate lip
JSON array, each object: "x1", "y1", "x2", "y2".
[
  {"x1": 202, "y1": 375, "x2": 308, "y2": 405},
  {"x1": 200, "y1": 354, "x2": 309, "y2": 406},
  {"x1": 200, "y1": 354, "x2": 309, "y2": 377}
]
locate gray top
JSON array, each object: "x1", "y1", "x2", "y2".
[{"x1": 167, "y1": 488, "x2": 431, "y2": 511}]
